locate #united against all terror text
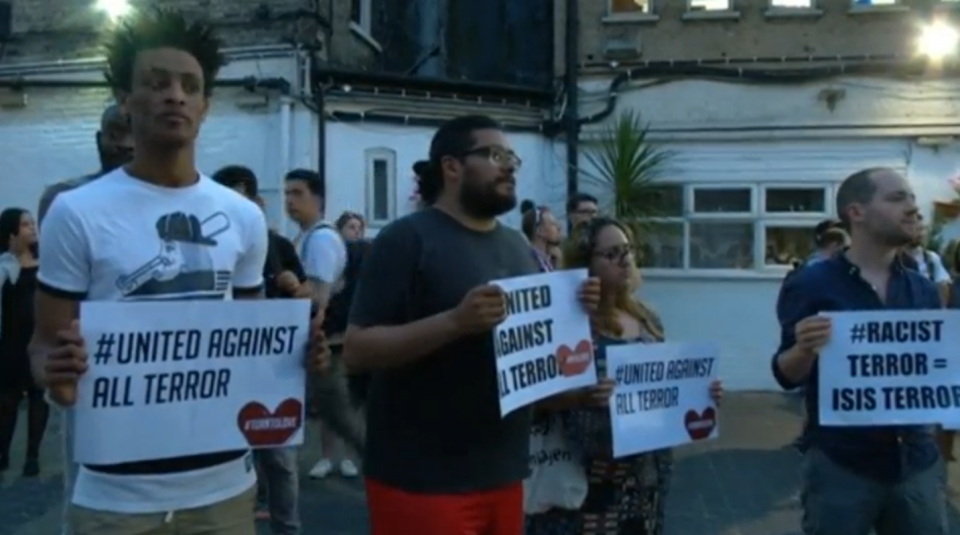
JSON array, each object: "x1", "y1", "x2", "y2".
[{"x1": 90, "y1": 325, "x2": 299, "y2": 408}]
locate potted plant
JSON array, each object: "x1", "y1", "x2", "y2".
[{"x1": 579, "y1": 110, "x2": 677, "y2": 265}]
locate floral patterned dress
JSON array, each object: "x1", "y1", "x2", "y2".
[{"x1": 525, "y1": 331, "x2": 674, "y2": 535}]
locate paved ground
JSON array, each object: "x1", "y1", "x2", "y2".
[{"x1": 4, "y1": 393, "x2": 960, "y2": 534}]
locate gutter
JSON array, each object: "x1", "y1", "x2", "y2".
[
  {"x1": 317, "y1": 67, "x2": 552, "y2": 103},
  {"x1": 563, "y1": 0, "x2": 580, "y2": 203}
]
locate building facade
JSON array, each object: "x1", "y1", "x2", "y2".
[
  {"x1": 0, "y1": 0, "x2": 563, "y2": 235},
  {"x1": 569, "y1": 0, "x2": 960, "y2": 390}
]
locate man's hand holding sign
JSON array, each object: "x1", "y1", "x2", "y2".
[
  {"x1": 491, "y1": 269, "x2": 603, "y2": 416},
  {"x1": 32, "y1": 299, "x2": 335, "y2": 465}
]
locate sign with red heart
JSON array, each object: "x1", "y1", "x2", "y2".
[
  {"x1": 237, "y1": 398, "x2": 303, "y2": 447},
  {"x1": 684, "y1": 407, "x2": 717, "y2": 441},
  {"x1": 556, "y1": 339, "x2": 594, "y2": 377}
]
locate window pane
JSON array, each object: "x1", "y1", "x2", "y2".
[
  {"x1": 372, "y1": 159, "x2": 390, "y2": 220},
  {"x1": 351, "y1": 0, "x2": 361, "y2": 23},
  {"x1": 690, "y1": 0, "x2": 731, "y2": 10},
  {"x1": 690, "y1": 222, "x2": 755, "y2": 269},
  {"x1": 765, "y1": 188, "x2": 826, "y2": 213},
  {"x1": 611, "y1": 0, "x2": 651, "y2": 13},
  {"x1": 637, "y1": 222, "x2": 684, "y2": 268},
  {"x1": 772, "y1": 0, "x2": 812, "y2": 6},
  {"x1": 693, "y1": 188, "x2": 751, "y2": 213},
  {"x1": 647, "y1": 185, "x2": 683, "y2": 217},
  {"x1": 765, "y1": 226, "x2": 816, "y2": 266}
]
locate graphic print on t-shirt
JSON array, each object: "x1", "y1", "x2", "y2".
[{"x1": 116, "y1": 211, "x2": 233, "y2": 299}]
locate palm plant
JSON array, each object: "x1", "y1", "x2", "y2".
[
  {"x1": 579, "y1": 111, "x2": 678, "y2": 270},
  {"x1": 580, "y1": 110, "x2": 676, "y2": 224}
]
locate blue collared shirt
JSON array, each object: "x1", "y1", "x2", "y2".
[{"x1": 772, "y1": 254, "x2": 942, "y2": 482}]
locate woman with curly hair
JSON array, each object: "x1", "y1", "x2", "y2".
[{"x1": 526, "y1": 217, "x2": 723, "y2": 535}]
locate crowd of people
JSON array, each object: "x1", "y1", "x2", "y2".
[{"x1": 0, "y1": 6, "x2": 955, "y2": 535}]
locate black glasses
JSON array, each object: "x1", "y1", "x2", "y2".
[
  {"x1": 460, "y1": 146, "x2": 523, "y2": 169},
  {"x1": 594, "y1": 244, "x2": 637, "y2": 265}
]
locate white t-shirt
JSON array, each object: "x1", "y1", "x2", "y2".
[
  {"x1": 39, "y1": 168, "x2": 268, "y2": 514},
  {"x1": 297, "y1": 223, "x2": 347, "y2": 286},
  {"x1": 911, "y1": 248, "x2": 951, "y2": 284}
]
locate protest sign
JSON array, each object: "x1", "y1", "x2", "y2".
[
  {"x1": 819, "y1": 309, "x2": 960, "y2": 427},
  {"x1": 607, "y1": 342, "x2": 719, "y2": 457},
  {"x1": 492, "y1": 269, "x2": 597, "y2": 416},
  {"x1": 73, "y1": 299, "x2": 310, "y2": 464}
]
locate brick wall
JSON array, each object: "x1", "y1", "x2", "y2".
[{"x1": 567, "y1": 0, "x2": 959, "y2": 70}]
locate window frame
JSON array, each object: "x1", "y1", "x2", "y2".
[
  {"x1": 352, "y1": 0, "x2": 372, "y2": 31},
  {"x1": 639, "y1": 182, "x2": 837, "y2": 278},
  {"x1": 761, "y1": 183, "x2": 831, "y2": 218},
  {"x1": 688, "y1": 183, "x2": 757, "y2": 219},
  {"x1": 363, "y1": 147, "x2": 396, "y2": 227}
]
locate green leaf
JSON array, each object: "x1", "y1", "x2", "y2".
[{"x1": 579, "y1": 110, "x2": 676, "y2": 229}]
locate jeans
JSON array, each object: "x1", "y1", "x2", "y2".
[
  {"x1": 801, "y1": 448, "x2": 948, "y2": 535},
  {"x1": 256, "y1": 448, "x2": 300, "y2": 535}
]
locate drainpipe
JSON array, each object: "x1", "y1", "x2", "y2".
[
  {"x1": 278, "y1": 96, "x2": 293, "y2": 236},
  {"x1": 563, "y1": 0, "x2": 580, "y2": 206}
]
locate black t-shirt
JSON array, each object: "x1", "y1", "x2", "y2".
[
  {"x1": 264, "y1": 231, "x2": 307, "y2": 299},
  {"x1": 349, "y1": 209, "x2": 538, "y2": 493}
]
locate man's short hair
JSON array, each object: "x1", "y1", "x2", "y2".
[
  {"x1": 813, "y1": 219, "x2": 841, "y2": 246},
  {"x1": 835, "y1": 168, "x2": 883, "y2": 225},
  {"x1": 212, "y1": 165, "x2": 258, "y2": 197},
  {"x1": 819, "y1": 228, "x2": 847, "y2": 248},
  {"x1": 285, "y1": 168, "x2": 324, "y2": 197},
  {"x1": 566, "y1": 192, "x2": 598, "y2": 215}
]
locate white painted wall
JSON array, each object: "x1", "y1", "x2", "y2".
[
  {"x1": 0, "y1": 51, "x2": 317, "y2": 235},
  {"x1": 577, "y1": 75, "x2": 960, "y2": 391},
  {"x1": 579, "y1": 76, "x2": 960, "y2": 138},
  {"x1": 324, "y1": 121, "x2": 567, "y2": 234}
]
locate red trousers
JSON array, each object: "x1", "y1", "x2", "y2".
[{"x1": 365, "y1": 478, "x2": 524, "y2": 535}]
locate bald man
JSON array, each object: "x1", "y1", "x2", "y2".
[
  {"x1": 38, "y1": 104, "x2": 133, "y2": 224},
  {"x1": 37, "y1": 104, "x2": 131, "y2": 535}
]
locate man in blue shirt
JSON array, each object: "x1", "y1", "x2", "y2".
[{"x1": 772, "y1": 167, "x2": 946, "y2": 535}]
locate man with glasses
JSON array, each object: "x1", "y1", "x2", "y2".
[
  {"x1": 565, "y1": 193, "x2": 599, "y2": 231},
  {"x1": 344, "y1": 114, "x2": 600, "y2": 535}
]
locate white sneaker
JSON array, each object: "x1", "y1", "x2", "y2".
[
  {"x1": 309, "y1": 458, "x2": 333, "y2": 479},
  {"x1": 339, "y1": 459, "x2": 359, "y2": 477}
]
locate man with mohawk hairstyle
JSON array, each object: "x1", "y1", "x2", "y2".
[{"x1": 30, "y1": 8, "x2": 330, "y2": 535}]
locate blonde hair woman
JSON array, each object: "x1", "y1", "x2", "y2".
[{"x1": 526, "y1": 217, "x2": 722, "y2": 535}]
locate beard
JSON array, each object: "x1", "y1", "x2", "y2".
[{"x1": 459, "y1": 168, "x2": 517, "y2": 218}]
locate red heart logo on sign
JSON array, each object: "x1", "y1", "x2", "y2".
[
  {"x1": 556, "y1": 339, "x2": 594, "y2": 377},
  {"x1": 237, "y1": 398, "x2": 303, "y2": 447},
  {"x1": 684, "y1": 407, "x2": 717, "y2": 441}
]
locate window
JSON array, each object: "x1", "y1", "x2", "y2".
[
  {"x1": 689, "y1": 0, "x2": 733, "y2": 10},
  {"x1": 610, "y1": 0, "x2": 652, "y2": 13},
  {"x1": 851, "y1": 0, "x2": 898, "y2": 5},
  {"x1": 639, "y1": 183, "x2": 833, "y2": 273},
  {"x1": 764, "y1": 187, "x2": 827, "y2": 213},
  {"x1": 689, "y1": 186, "x2": 755, "y2": 269},
  {"x1": 771, "y1": 0, "x2": 813, "y2": 6},
  {"x1": 364, "y1": 148, "x2": 396, "y2": 226},
  {"x1": 640, "y1": 185, "x2": 684, "y2": 269},
  {"x1": 351, "y1": 0, "x2": 371, "y2": 31},
  {"x1": 762, "y1": 185, "x2": 830, "y2": 267}
]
